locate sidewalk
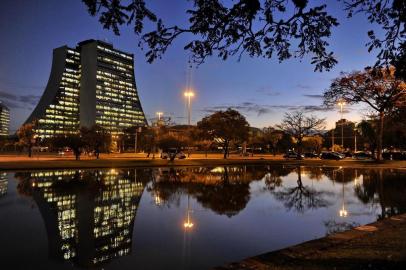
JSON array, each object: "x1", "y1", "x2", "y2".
[
  {"x1": 215, "y1": 214, "x2": 406, "y2": 270},
  {"x1": 1, "y1": 153, "x2": 406, "y2": 171}
]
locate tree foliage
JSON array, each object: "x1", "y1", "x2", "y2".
[
  {"x1": 17, "y1": 122, "x2": 36, "y2": 157},
  {"x1": 343, "y1": 0, "x2": 406, "y2": 79},
  {"x1": 50, "y1": 134, "x2": 84, "y2": 160},
  {"x1": 197, "y1": 108, "x2": 249, "y2": 159},
  {"x1": 324, "y1": 67, "x2": 406, "y2": 159},
  {"x1": 82, "y1": 0, "x2": 339, "y2": 71},
  {"x1": 82, "y1": 0, "x2": 406, "y2": 76},
  {"x1": 80, "y1": 125, "x2": 111, "y2": 158}
]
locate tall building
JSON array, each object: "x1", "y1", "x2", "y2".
[
  {"x1": 0, "y1": 102, "x2": 10, "y2": 136},
  {"x1": 25, "y1": 40, "x2": 147, "y2": 139}
]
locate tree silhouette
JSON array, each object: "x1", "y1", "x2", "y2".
[
  {"x1": 82, "y1": 0, "x2": 406, "y2": 76},
  {"x1": 16, "y1": 122, "x2": 36, "y2": 157},
  {"x1": 277, "y1": 110, "x2": 325, "y2": 157},
  {"x1": 197, "y1": 109, "x2": 249, "y2": 159},
  {"x1": 324, "y1": 67, "x2": 406, "y2": 160}
]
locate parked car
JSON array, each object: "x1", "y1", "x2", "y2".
[
  {"x1": 304, "y1": 152, "x2": 319, "y2": 158},
  {"x1": 353, "y1": 151, "x2": 373, "y2": 160},
  {"x1": 320, "y1": 151, "x2": 344, "y2": 160},
  {"x1": 161, "y1": 148, "x2": 186, "y2": 160},
  {"x1": 283, "y1": 151, "x2": 304, "y2": 159}
]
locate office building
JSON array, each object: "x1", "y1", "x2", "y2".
[
  {"x1": 0, "y1": 102, "x2": 10, "y2": 136},
  {"x1": 25, "y1": 40, "x2": 147, "y2": 138}
]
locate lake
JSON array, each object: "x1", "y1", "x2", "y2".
[{"x1": 0, "y1": 165, "x2": 405, "y2": 269}]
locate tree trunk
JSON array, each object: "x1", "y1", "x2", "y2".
[
  {"x1": 28, "y1": 144, "x2": 32, "y2": 158},
  {"x1": 377, "y1": 112, "x2": 384, "y2": 161},
  {"x1": 223, "y1": 142, "x2": 228, "y2": 159},
  {"x1": 297, "y1": 138, "x2": 303, "y2": 159}
]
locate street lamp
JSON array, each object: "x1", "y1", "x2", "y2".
[
  {"x1": 156, "y1": 112, "x2": 163, "y2": 121},
  {"x1": 184, "y1": 90, "x2": 194, "y2": 125},
  {"x1": 354, "y1": 125, "x2": 357, "y2": 153},
  {"x1": 337, "y1": 100, "x2": 346, "y2": 149}
]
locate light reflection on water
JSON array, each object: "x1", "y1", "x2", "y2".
[{"x1": 0, "y1": 166, "x2": 405, "y2": 269}]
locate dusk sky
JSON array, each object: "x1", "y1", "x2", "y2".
[{"x1": 0, "y1": 0, "x2": 383, "y2": 133}]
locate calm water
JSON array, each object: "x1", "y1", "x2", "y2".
[{"x1": 0, "y1": 166, "x2": 405, "y2": 270}]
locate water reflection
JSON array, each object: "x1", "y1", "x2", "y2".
[
  {"x1": 148, "y1": 166, "x2": 265, "y2": 217},
  {"x1": 6, "y1": 166, "x2": 406, "y2": 269},
  {"x1": 0, "y1": 173, "x2": 6, "y2": 197},
  {"x1": 15, "y1": 169, "x2": 145, "y2": 268},
  {"x1": 270, "y1": 166, "x2": 334, "y2": 213}
]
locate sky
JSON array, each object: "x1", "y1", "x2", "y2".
[{"x1": 0, "y1": 0, "x2": 383, "y2": 133}]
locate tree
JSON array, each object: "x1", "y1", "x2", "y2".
[
  {"x1": 357, "y1": 120, "x2": 377, "y2": 153},
  {"x1": 262, "y1": 127, "x2": 282, "y2": 155},
  {"x1": 302, "y1": 135, "x2": 323, "y2": 153},
  {"x1": 277, "y1": 110, "x2": 325, "y2": 157},
  {"x1": 80, "y1": 125, "x2": 111, "y2": 158},
  {"x1": 324, "y1": 67, "x2": 406, "y2": 160},
  {"x1": 138, "y1": 126, "x2": 158, "y2": 157},
  {"x1": 50, "y1": 134, "x2": 84, "y2": 160},
  {"x1": 17, "y1": 122, "x2": 36, "y2": 157},
  {"x1": 82, "y1": 0, "x2": 406, "y2": 76},
  {"x1": 197, "y1": 109, "x2": 249, "y2": 159},
  {"x1": 157, "y1": 135, "x2": 184, "y2": 161}
]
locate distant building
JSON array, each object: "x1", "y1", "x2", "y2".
[
  {"x1": 323, "y1": 119, "x2": 361, "y2": 150},
  {"x1": 25, "y1": 39, "x2": 147, "y2": 139},
  {"x1": 0, "y1": 102, "x2": 10, "y2": 136}
]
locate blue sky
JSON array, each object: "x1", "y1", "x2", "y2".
[{"x1": 0, "y1": 0, "x2": 382, "y2": 132}]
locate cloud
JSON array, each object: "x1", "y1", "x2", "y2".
[
  {"x1": 302, "y1": 105, "x2": 332, "y2": 112},
  {"x1": 296, "y1": 84, "x2": 312, "y2": 90},
  {"x1": 202, "y1": 102, "x2": 271, "y2": 116},
  {"x1": 303, "y1": 94, "x2": 324, "y2": 99},
  {"x1": 202, "y1": 102, "x2": 332, "y2": 116},
  {"x1": 256, "y1": 86, "x2": 281, "y2": 97},
  {"x1": 0, "y1": 90, "x2": 40, "y2": 109}
]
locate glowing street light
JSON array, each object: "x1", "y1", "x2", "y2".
[
  {"x1": 337, "y1": 100, "x2": 346, "y2": 148},
  {"x1": 156, "y1": 112, "x2": 163, "y2": 121},
  {"x1": 339, "y1": 206, "x2": 348, "y2": 217},
  {"x1": 184, "y1": 90, "x2": 195, "y2": 125}
]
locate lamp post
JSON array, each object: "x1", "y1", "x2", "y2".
[
  {"x1": 184, "y1": 91, "x2": 194, "y2": 125},
  {"x1": 337, "y1": 100, "x2": 346, "y2": 149},
  {"x1": 354, "y1": 126, "x2": 357, "y2": 153},
  {"x1": 156, "y1": 112, "x2": 163, "y2": 121}
]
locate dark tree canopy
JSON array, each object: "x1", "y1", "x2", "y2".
[
  {"x1": 82, "y1": 0, "x2": 406, "y2": 75},
  {"x1": 197, "y1": 108, "x2": 249, "y2": 158},
  {"x1": 323, "y1": 67, "x2": 406, "y2": 159}
]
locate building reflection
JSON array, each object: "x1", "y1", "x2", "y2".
[
  {"x1": 15, "y1": 169, "x2": 145, "y2": 268},
  {"x1": 0, "y1": 172, "x2": 7, "y2": 197}
]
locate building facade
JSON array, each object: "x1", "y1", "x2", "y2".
[
  {"x1": 25, "y1": 40, "x2": 147, "y2": 139},
  {"x1": 0, "y1": 102, "x2": 10, "y2": 137}
]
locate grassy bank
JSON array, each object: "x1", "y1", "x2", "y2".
[{"x1": 215, "y1": 213, "x2": 406, "y2": 269}]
